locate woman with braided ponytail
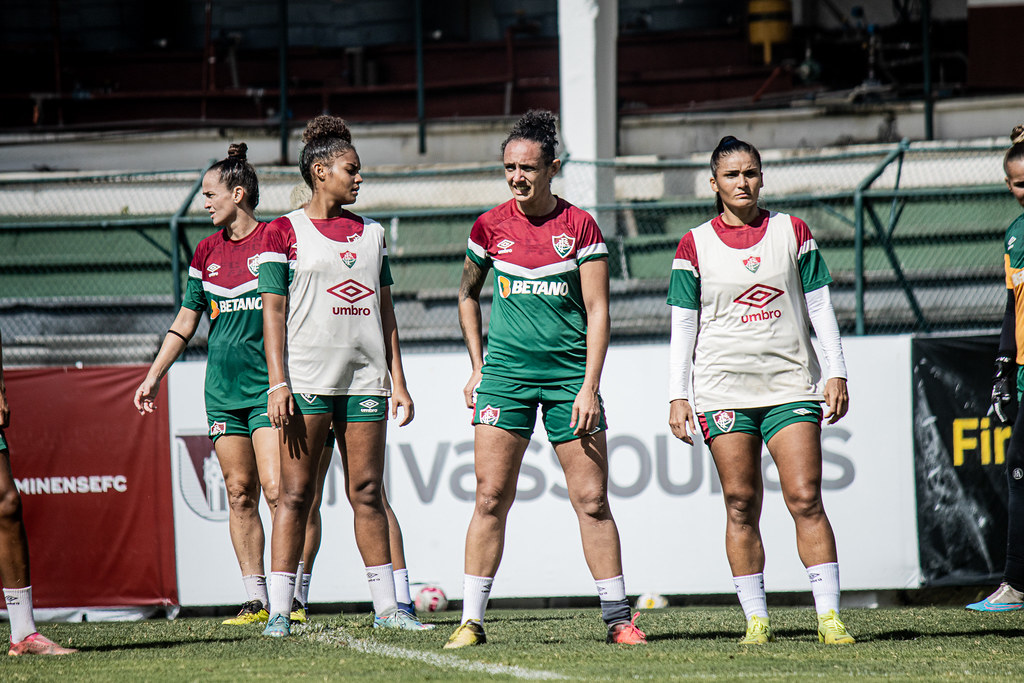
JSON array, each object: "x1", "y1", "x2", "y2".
[{"x1": 968, "y1": 124, "x2": 1024, "y2": 612}]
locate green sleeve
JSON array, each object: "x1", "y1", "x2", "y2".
[
  {"x1": 666, "y1": 269, "x2": 700, "y2": 309},
  {"x1": 799, "y1": 249, "x2": 833, "y2": 293},
  {"x1": 257, "y1": 260, "x2": 290, "y2": 295},
  {"x1": 380, "y1": 255, "x2": 394, "y2": 288},
  {"x1": 182, "y1": 276, "x2": 207, "y2": 311}
]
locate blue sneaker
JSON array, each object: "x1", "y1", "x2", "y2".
[
  {"x1": 967, "y1": 582, "x2": 1024, "y2": 612},
  {"x1": 262, "y1": 613, "x2": 291, "y2": 637},
  {"x1": 373, "y1": 609, "x2": 435, "y2": 630}
]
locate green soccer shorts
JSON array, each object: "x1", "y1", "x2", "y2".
[
  {"x1": 698, "y1": 401, "x2": 823, "y2": 446},
  {"x1": 473, "y1": 375, "x2": 606, "y2": 444}
]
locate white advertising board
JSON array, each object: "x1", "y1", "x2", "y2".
[{"x1": 168, "y1": 334, "x2": 920, "y2": 606}]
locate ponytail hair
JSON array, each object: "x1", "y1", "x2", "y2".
[
  {"x1": 1004, "y1": 124, "x2": 1024, "y2": 175},
  {"x1": 299, "y1": 114, "x2": 355, "y2": 189},
  {"x1": 501, "y1": 109, "x2": 558, "y2": 166},
  {"x1": 207, "y1": 142, "x2": 259, "y2": 209},
  {"x1": 710, "y1": 136, "x2": 762, "y2": 213}
]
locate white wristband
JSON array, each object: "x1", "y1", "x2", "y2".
[{"x1": 267, "y1": 382, "x2": 289, "y2": 395}]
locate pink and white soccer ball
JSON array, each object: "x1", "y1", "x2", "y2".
[{"x1": 414, "y1": 585, "x2": 448, "y2": 613}]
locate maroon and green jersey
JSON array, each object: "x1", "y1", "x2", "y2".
[
  {"x1": 182, "y1": 224, "x2": 269, "y2": 411},
  {"x1": 467, "y1": 197, "x2": 608, "y2": 383}
]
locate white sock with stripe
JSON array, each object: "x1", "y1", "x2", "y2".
[
  {"x1": 461, "y1": 574, "x2": 493, "y2": 624},
  {"x1": 733, "y1": 573, "x2": 769, "y2": 619},
  {"x1": 241, "y1": 575, "x2": 268, "y2": 608}
]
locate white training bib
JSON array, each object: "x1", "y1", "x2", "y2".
[
  {"x1": 284, "y1": 209, "x2": 391, "y2": 397},
  {"x1": 691, "y1": 212, "x2": 822, "y2": 411}
]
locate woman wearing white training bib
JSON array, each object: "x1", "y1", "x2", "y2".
[
  {"x1": 667, "y1": 136, "x2": 854, "y2": 646},
  {"x1": 257, "y1": 115, "x2": 430, "y2": 636}
]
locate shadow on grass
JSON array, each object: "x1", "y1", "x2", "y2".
[
  {"x1": 82, "y1": 635, "x2": 249, "y2": 653},
  {"x1": 865, "y1": 628, "x2": 1024, "y2": 642}
]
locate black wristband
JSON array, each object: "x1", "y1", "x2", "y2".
[{"x1": 167, "y1": 329, "x2": 190, "y2": 344}]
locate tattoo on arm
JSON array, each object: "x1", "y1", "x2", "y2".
[{"x1": 459, "y1": 258, "x2": 487, "y2": 303}]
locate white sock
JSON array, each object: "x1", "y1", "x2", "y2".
[
  {"x1": 807, "y1": 562, "x2": 841, "y2": 614},
  {"x1": 461, "y1": 574, "x2": 493, "y2": 624},
  {"x1": 268, "y1": 572, "x2": 296, "y2": 618},
  {"x1": 241, "y1": 574, "x2": 268, "y2": 608},
  {"x1": 394, "y1": 568, "x2": 412, "y2": 605},
  {"x1": 4, "y1": 586, "x2": 36, "y2": 642},
  {"x1": 595, "y1": 575, "x2": 627, "y2": 602},
  {"x1": 366, "y1": 563, "x2": 398, "y2": 617},
  {"x1": 293, "y1": 560, "x2": 305, "y2": 605},
  {"x1": 733, "y1": 573, "x2": 769, "y2": 620},
  {"x1": 299, "y1": 571, "x2": 312, "y2": 607}
]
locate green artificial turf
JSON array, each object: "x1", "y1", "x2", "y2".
[{"x1": 3, "y1": 605, "x2": 1022, "y2": 681}]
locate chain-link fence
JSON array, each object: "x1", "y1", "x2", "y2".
[{"x1": 1, "y1": 140, "x2": 1017, "y2": 366}]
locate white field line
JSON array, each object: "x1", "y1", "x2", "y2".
[{"x1": 302, "y1": 624, "x2": 566, "y2": 680}]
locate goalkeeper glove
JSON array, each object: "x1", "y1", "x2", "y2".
[{"x1": 991, "y1": 355, "x2": 1016, "y2": 425}]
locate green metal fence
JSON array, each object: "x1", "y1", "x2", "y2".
[{"x1": 0, "y1": 140, "x2": 1018, "y2": 366}]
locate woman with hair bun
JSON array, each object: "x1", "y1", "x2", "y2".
[
  {"x1": 445, "y1": 110, "x2": 646, "y2": 649},
  {"x1": 968, "y1": 124, "x2": 1024, "y2": 612},
  {"x1": 258, "y1": 115, "x2": 429, "y2": 636},
  {"x1": 667, "y1": 136, "x2": 854, "y2": 645},
  {"x1": 135, "y1": 143, "x2": 288, "y2": 627}
]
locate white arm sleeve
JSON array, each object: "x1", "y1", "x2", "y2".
[
  {"x1": 804, "y1": 285, "x2": 847, "y2": 379},
  {"x1": 668, "y1": 306, "x2": 698, "y2": 401}
]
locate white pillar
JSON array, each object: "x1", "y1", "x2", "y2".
[{"x1": 558, "y1": 0, "x2": 617, "y2": 230}]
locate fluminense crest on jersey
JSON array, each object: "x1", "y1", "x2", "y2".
[
  {"x1": 733, "y1": 283, "x2": 784, "y2": 308},
  {"x1": 480, "y1": 404, "x2": 500, "y2": 425},
  {"x1": 743, "y1": 256, "x2": 761, "y2": 273},
  {"x1": 247, "y1": 255, "x2": 260, "y2": 277},
  {"x1": 340, "y1": 250, "x2": 357, "y2": 268},
  {"x1": 327, "y1": 279, "x2": 374, "y2": 303},
  {"x1": 552, "y1": 232, "x2": 575, "y2": 258},
  {"x1": 713, "y1": 410, "x2": 735, "y2": 432}
]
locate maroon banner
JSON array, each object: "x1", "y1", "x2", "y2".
[{"x1": 3, "y1": 366, "x2": 177, "y2": 607}]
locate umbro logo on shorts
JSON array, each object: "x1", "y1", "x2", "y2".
[
  {"x1": 480, "y1": 405, "x2": 500, "y2": 425},
  {"x1": 300, "y1": 393, "x2": 316, "y2": 404},
  {"x1": 792, "y1": 408, "x2": 814, "y2": 416},
  {"x1": 713, "y1": 410, "x2": 735, "y2": 432},
  {"x1": 359, "y1": 398, "x2": 380, "y2": 413}
]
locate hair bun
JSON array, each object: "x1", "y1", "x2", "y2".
[
  {"x1": 227, "y1": 142, "x2": 248, "y2": 160},
  {"x1": 302, "y1": 115, "x2": 352, "y2": 145},
  {"x1": 717, "y1": 136, "x2": 738, "y2": 147},
  {"x1": 1012, "y1": 125, "x2": 1024, "y2": 146}
]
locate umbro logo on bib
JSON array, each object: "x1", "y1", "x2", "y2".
[{"x1": 713, "y1": 410, "x2": 735, "y2": 432}]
